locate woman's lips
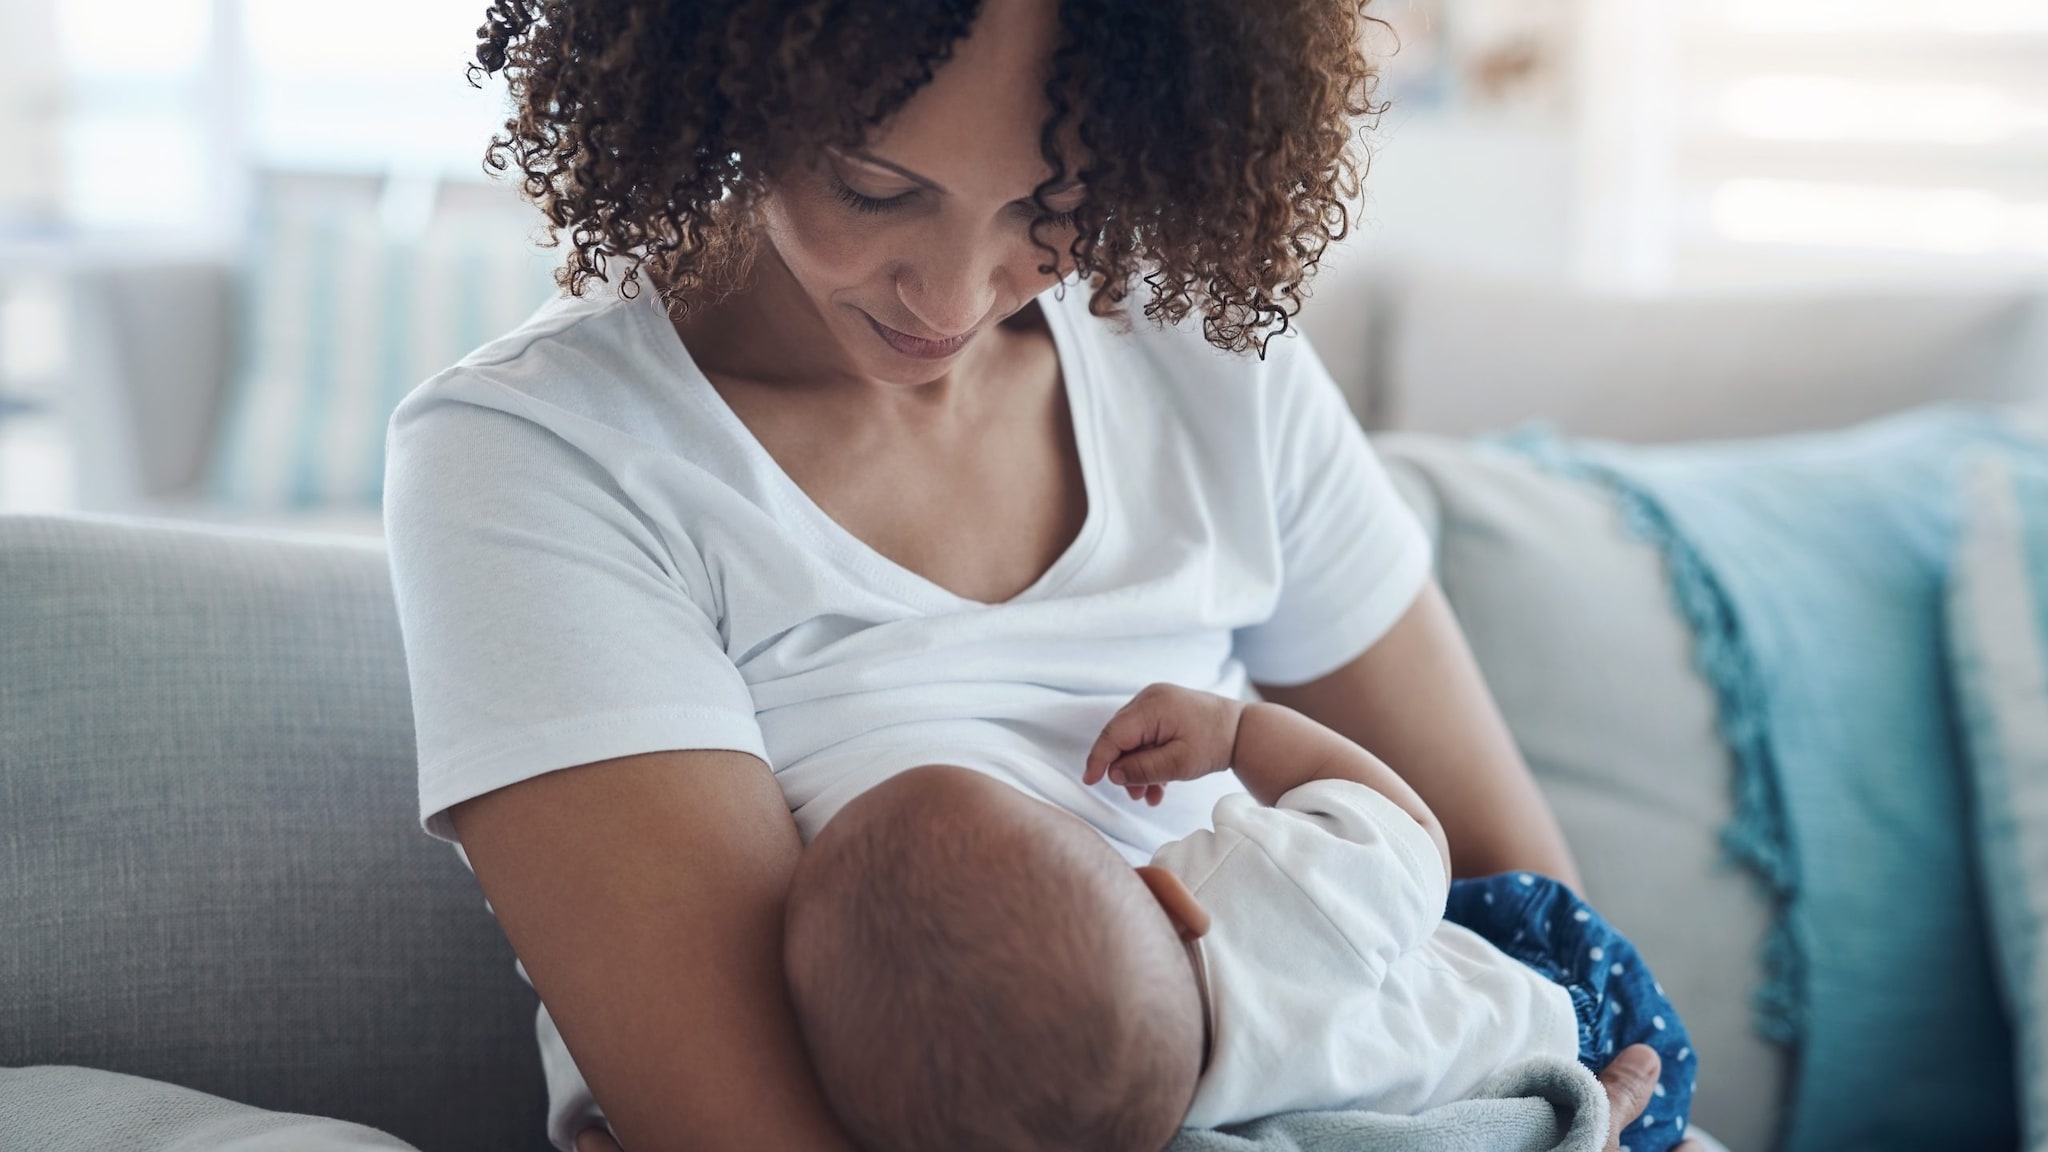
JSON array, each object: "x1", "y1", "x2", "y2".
[{"x1": 862, "y1": 311, "x2": 977, "y2": 360}]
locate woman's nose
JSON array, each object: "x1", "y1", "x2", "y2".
[{"x1": 895, "y1": 224, "x2": 1011, "y2": 338}]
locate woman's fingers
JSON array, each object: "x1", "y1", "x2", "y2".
[
  {"x1": 574, "y1": 1127, "x2": 624, "y2": 1152},
  {"x1": 1597, "y1": 1044, "x2": 1662, "y2": 1150}
]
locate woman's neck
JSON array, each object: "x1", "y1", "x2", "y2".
[
  {"x1": 668, "y1": 248, "x2": 854, "y2": 390},
  {"x1": 666, "y1": 246, "x2": 1035, "y2": 417}
]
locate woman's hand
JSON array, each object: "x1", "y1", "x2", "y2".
[
  {"x1": 1083, "y1": 682, "x2": 1245, "y2": 806},
  {"x1": 1598, "y1": 1045, "x2": 1704, "y2": 1152},
  {"x1": 575, "y1": 1128, "x2": 623, "y2": 1152}
]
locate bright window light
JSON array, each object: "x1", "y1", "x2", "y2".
[
  {"x1": 0, "y1": 279, "x2": 68, "y2": 384},
  {"x1": 0, "y1": 420, "x2": 76, "y2": 514},
  {"x1": 248, "y1": 84, "x2": 510, "y2": 175},
  {"x1": 1719, "y1": 77, "x2": 2038, "y2": 146},
  {"x1": 1722, "y1": 0, "x2": 2048, "y2": 35},
  {"x1": 57, "y1": 0, "x2": 212, "y2": 80},
  {"x1": 63, "y1": 112, "x2": 209, "y2": 230},
  {"x1": 1710, "y1": 179, "x2": 2048, "y2": 255},
  {"x1": 243, "y1": 0, "x2": 512, "y2": 176},
  {"x1": 245, "y1": 0, "x2": 490, "y2": 80}
]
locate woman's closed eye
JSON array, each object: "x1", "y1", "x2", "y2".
[
  {"x1": 1036, "y1": 204, "x2": 1080, "y2": 229},
  {"x1": 831, "y1": 178, "x2": 915, "y2": 215},
  {"x1": 1031, "y1": 186, "x2": 1086, "y2": 230},
  {"x1": 829, "y1": 174, "x2": 1081, "y2": 228}
]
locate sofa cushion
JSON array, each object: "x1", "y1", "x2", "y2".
[
  {"x1": 1492, "y1": 409, "x2": 2029, "y2": 1152},
  {"x1": 1377, "y1": 434, "x2": 1790, "y2": 1152},
  {"x1": 0, "y1": 514, "x2": 547, "y2": 1152},
  {"x1": 0, "y1": 1066, "x2": 417, "y2": 1152},
  {"x1": 1948, "y1": 435, "x2": 2048, "y2": 1150}
]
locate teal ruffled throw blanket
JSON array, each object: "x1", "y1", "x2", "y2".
[{"x1": 1506, "y1": 405, "x2": 2032, "y2": 1151}]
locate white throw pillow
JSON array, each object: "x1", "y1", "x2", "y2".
[
  {"x1": 1946, "y1": 427, "x2": 2048, "y2": 1152},
  {"x1": 206, "y1": 173, "x2": 559, "y2": 513},
  {"x1": 1377, "y1": 433, "x2": 1791, "y2": 1152}
]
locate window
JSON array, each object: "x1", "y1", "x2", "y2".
[
  {"x1": 1578, "y1": 0, "x2": 2048, "y2": 287},
  {"x1": 242, "y1": 0, "x2": 513, "y2": 178},
  {"x1": 56, "y1": 0, "x2": 219, "y2": 233},
  {"x1": 47, "y1": 0, "x2": 515, "y2": 238}
]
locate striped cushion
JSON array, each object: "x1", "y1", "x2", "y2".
[
  {"x1": 207, "y1": 175, "x2": 559, "y2": 512},
  {"x1": 1947, "y1": 422, "x2": 2048, "y2": 1151}
]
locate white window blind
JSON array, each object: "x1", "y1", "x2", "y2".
[
  {"x1": 54, "y1": 0, "x2": 226, "y2": 234},
  {"x1": 46, "y1": 0, "x2": 514, "y2": 237},
  {"x1": 0, "y1": 0, "x2": 64, "y2": 235},
  {"x1": 243, "y1": 0, "x2": 512, "y2": 178},
  {"x1": 1577, "y1": 0, "x2": 2048, "y2": 287}
]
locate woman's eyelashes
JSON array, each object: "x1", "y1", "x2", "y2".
[
  {"x1": 829, "y1": 177, "x2": 1080, "y2": 228},
  {"x1": 831, "y1": 179, "x2": 911, "y2": 215}
]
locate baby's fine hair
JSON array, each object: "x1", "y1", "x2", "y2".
[{"x1": 785, "y1": 767, "x2": 1201, "y2": 1152}]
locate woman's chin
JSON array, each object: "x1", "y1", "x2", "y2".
[
  {"x1": 866, "y1": 354, "x2": 966, "y2": 388},
  {"x1": 843, "y1": 320, "x2": 982, "y2": 384}
]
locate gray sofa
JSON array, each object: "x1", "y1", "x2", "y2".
[
  {"x1": 0, "y1": 515, "x2": 549, "y2": 1151},
  {"x1": 2, "y1": 433, "x2": 1788, "y2": 1151}
]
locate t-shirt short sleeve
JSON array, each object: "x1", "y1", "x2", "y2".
[
  {"x1": 1231, "y1": 335, "x2": 1433, "y2": 687},
  {"x1": 384, "y1": 380, "x2": 768, "y2": 842}
]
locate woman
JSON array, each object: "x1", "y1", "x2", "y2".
[{"x1": 383, "y1": 1, "x2": 1699, "y2": 1150}]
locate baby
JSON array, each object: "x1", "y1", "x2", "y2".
[{"x1": 783, "y1": 683, "x2": 1694, "y2": 1152}]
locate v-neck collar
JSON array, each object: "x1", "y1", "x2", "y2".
[{"x1": 642, "y1": 283, "x2": 1106, "y2": 611}]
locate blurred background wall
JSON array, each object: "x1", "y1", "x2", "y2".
[{"x1": 0, "y1": 0, "x2": 2043, "y2": 534}]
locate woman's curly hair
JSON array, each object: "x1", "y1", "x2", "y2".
[{"x1": 470, "y1": 0, "x2": 1385, "y2": 355}]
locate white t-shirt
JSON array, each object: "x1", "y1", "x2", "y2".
[
  {"x1": 382, "y1": 278, "x2": 1434, "y2": 1148},
  {"x1": 1158, "y1": 780, "x2": 1582, "y2": 1128}
]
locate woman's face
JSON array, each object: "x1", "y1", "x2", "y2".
[{"x1": 757, "y1": 0, "x2": 1085, "y2": 386}]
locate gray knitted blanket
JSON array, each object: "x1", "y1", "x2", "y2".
[
  {"x1": 2, "y1": 1055, "x2": 1609, "y2": 1152},
  {"x1": 1168, "y1": 1056, "x2": 1611, "y2": 1152}
]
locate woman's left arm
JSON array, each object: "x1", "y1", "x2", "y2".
[{"x1": 1252, "y1": 576, "x2": 1583, "y2": 890}]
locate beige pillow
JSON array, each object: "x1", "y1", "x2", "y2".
[{"x1": 1376, "y1": 432, "x2": 1789, "y2": 1152}]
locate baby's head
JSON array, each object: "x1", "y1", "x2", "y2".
[{"x1": 785, "y1": 764, "x2": 1206, "y2": 1152}]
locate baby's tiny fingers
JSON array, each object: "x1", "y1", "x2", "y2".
[
  {"x1": 1123, "y1": 782, "x2": 1166, "y2": 805},
  {"x1": 1084, "y1": 726, "x2": 1144, "y2": 785},
  {"x1": 1106, "y1": 745, "x2": 1181, "y2": 786},
  {"x1": 1083, "y1": 736, "x2": 1117, "y2": 785},
  {"x1": 1091, "y1": 705, "x2": 1159, "y2": 768}
]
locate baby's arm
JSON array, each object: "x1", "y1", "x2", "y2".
[{"x1": 1085, "y1": 683, "x2": 1452, "y2": 881}]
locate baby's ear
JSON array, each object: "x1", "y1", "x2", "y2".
[{"x1": 1134, "y1": 865, "x2": 1211, "y2": 939}]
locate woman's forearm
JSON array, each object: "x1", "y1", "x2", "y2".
[
  {"x1": 449, "y1": 749, "x2": 858, "y2": 1152},
  {"x1": 1253, "y1": 579, "x2": 1583, "y2": 890}
]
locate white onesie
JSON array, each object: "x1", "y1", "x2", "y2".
[{"x1": 1153, "y1": 779, "x2": 1581, "y2": 1128}]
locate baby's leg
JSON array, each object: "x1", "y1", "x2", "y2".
[{"x1": 1445, "y1": 873, "x2": 1696, "y2": 1152}]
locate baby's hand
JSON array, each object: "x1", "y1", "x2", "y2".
[{"x1": 1084, "y1": 683, "x2": 1246, "y2": 806}]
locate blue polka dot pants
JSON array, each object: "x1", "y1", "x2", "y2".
[{"x1": 1444, "y1": 872, "x2": 1695, "y2": 1152}]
